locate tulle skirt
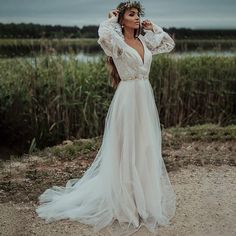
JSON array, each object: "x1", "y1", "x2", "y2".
[{"x1": 36, "y1": 78, "x2": 176, "y2": 236}]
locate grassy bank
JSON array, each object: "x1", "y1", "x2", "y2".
[{"x1": 21, "y1": 123, "x2": 236, "y2": 161}]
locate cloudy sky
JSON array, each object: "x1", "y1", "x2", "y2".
[{"x1": 0, "y1": 0, "x2": 235, "y2": 29}]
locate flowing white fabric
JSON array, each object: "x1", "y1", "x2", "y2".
[{"x1": 36, "y1": 14, "x2": 176, "y2": 236}]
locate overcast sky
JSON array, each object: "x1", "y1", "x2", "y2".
[{"x1": 0, "y1": 0, "x2": 235, "y2": 29}]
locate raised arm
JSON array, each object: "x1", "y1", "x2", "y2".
[
  {"x1": 141, "y1": 22, "x2": 175, "y2": 55},
  {"x1": 97, "y1": 14, "x2": 125, "y2": 59}
]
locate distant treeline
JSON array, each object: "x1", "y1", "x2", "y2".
[
  {"x1": 0, "y1": 22, "x2": 98, "y2": 39},
  {"x1": 0, "y1": 22, "x2": 236, "y2": 39}
]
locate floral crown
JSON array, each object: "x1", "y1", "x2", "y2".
[{"x1": 116, "y1": 1, "x2": 145, "y2": 17}]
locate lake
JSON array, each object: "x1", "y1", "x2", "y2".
[{"x1": 62, "y1": 50, "x2": 236, "y2": 63}]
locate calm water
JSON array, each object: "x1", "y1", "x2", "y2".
[
  {"x1": 8, "y1": 50, "x2": 236, "y2": 66},
  {"x1": 66, "y1": 50, "x2": 236, "y2": 62}
]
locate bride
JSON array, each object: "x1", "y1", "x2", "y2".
[{"x1": 36, "y1": 1, "x2": 177, "y2": 235}]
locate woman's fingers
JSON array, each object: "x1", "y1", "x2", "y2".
[
  {"x1": 109, "y1": 9, "x2": 119, "y2": 18},
  {"x1": 113, "y1": 9, "x2": 119, "y2": 16},
  {"x1": 142, "y1": 19, "x2": 152, "y2": 25},
  {"x1": 141, "y1": 19, "x2": 153, "y2": 30}
]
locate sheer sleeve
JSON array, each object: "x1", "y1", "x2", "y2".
[
  {"x1": 141, "y1": 22, "x2": 175, "y2": 55},
  {"x1": 97, "y1": 15, "x2": 125, "y2": 59}
]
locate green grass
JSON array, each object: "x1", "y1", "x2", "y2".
[
  {"x1": 17, "y1": 124, "x2": 236, "y2": 161},
  {"x1": 166, "y1": 123, "x2": 236, "y2": 141}
]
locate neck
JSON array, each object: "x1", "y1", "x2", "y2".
[{"x1": 123, "y1": 27, "x2": 136, "y2": 40}]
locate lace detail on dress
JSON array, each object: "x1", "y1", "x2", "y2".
[
  {"x1": 97, "y1": 15, "x2": 125, "y2": 59},
  {"x1": 113, "y1": 21, "x2": 124, "y2": 39},
  {"x1": 142, "y1": 22, "x2": 175, "y2": 55}
]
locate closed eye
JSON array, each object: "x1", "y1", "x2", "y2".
[{"x1": 129, "y1": 11, "x2": 140, "y2": 17}]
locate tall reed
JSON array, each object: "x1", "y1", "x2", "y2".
[{"x1": 0, "y1": 53, "x2": 235, "y2": 152}]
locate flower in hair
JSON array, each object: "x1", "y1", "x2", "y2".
[{"x1": 117, "y1": 1, "x2": 145, "y2": 17}]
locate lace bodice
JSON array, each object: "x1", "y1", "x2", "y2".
[{"x1": 97, "y1": 15, "x2": 175, "y2": 81}]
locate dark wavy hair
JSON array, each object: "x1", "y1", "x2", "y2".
[{"x1": 106, "y1": 1, "x2": 145, "y2": 88}]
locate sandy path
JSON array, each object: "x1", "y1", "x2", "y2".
[{"x1": 0, "y1": 164, "x2": 235, "y2": 236}]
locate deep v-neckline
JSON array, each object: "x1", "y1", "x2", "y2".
[{"x1": 124, "y1": 36, "x2": 145, "y2": 65}]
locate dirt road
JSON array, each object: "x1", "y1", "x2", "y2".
[{"x1": 1, "y1": 164, "x2": 235, "y2": 236}]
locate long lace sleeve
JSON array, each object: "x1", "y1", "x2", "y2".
[
  {"x1": 97, "y1": 15, "x2": 125, "y2": 59},
  {"x1": 141, "y1": 22, "x2": 175, "y2": 55}
]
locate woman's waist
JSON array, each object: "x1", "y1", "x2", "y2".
[{"x1": 121, "y1": 74, "x2": 149, "y2": 82}]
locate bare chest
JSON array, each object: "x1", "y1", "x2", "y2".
[{"x1": 124, "y1": 38, "x2": 145, "y2": 63}]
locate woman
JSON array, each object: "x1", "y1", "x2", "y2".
[{"x1": 36, "y1": 1, "x2": 176, "y2": 235}]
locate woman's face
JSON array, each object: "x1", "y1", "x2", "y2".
[{"x1": 121, "y1": 7, "x2": 140, "y2": 29}]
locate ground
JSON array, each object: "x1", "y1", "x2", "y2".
[{"x1": 0, "y1": 125, "x2": 235, "y2": 236}]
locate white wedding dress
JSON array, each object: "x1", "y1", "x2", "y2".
[{"x1": 36, "y1": 14, "x2": 176, "y2": 236}]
